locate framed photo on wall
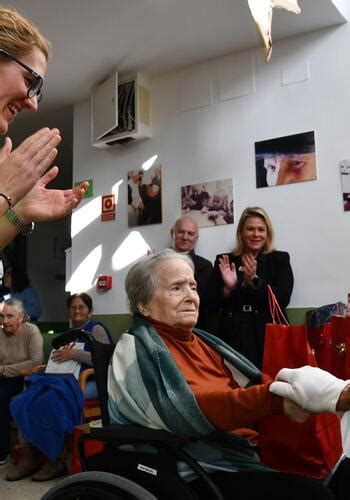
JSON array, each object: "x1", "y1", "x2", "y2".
[
  {"x1": 181, "y1": 178, "x2": 234, "y2": 227},
  {"x1": 340, "y1": 160, "x2": 350, "y2": 211},
  {"x1": 255, "y1": 131, "x2": 316, "y2": 188},
  {"x1": 128, "y1": 164, "x2": 162, "y2": 227}
]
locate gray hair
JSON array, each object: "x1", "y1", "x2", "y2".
[
  {"x1": 3, "y1": 298, "x2": 25, "y2": 316},
  {"x1": 172, "y1": 216, "x2": 198, "y2": 235},
  {"x1": 125, "y1": 249, "x2": 194, "y2": 314}
]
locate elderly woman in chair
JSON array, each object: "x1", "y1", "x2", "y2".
[
  {"x1": 0, "y1": 299, "x2": 43, "y2": 465},
  {"x1": 108, "y1": 249, "x2": 350, "y2": 500},
  {"x1": 6, "y1": 292, "x2": 112, "y2": 482}
]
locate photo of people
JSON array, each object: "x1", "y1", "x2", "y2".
[
  {"x1": 128, "y1": 164, "x2": 162, "y2": 227},
  {"x1": 340, "y1": 160, "x2": 350, "y2": 212},
  {"x1": 181, "y1": 179, "x2": 234, "y2": 228},
  {"x1": 255, "y1": 131, "x2": 316, "y2": 188}
]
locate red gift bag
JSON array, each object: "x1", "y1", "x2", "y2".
[
  {"x1": 259, "y1": 287, "x2": 343, "y2": 479},
  {"x1": 263, "y1": 286, "x2": 317, "y2": 379},
  {"x1": 330, "y1": 315, "x2": 350, "y2": 379},
  {"x1": 313, "y1": 323, "x2": 333, "y2": 373},
  {"x1": 262, "y1": 323, "x2": 317, "y2": 379},
  {"x1": 307, "y1": 324, "x2": 334, "y2": 373},
  {"x1": 306, "y1": 303, "x2": 344, "y2": 374}
]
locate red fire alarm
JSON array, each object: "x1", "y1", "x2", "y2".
[{"x1": 97, "y1": 275, "x2": 112, "y2": 290}]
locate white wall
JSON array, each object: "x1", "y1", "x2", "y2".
[
  {"x1": 72, "y1": 23, "x2": 350, "y2": 313},
  {"x1": 332, "y1": 0, "x2": 350, "y2": 19}
]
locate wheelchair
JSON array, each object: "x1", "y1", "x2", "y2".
[{"x1": 42, "y1": 329, "x2": 224, "y2": 500}]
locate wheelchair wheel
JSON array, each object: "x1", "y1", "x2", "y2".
[{"x1": 41, "y1": 471, "x2": 157, "y2": 500}]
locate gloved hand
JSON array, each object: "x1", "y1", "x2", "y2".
[{"x1": 269, "y1": 365, "x2": 350, "y2": 413}]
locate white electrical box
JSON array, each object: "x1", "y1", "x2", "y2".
[{"x1": 91, "y1": 72, "x2": 151, "y2": 147}]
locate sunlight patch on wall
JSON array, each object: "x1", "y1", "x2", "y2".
[
  {"x1": 112, "y1": 231, "x2": 150, "y2": 271},
  {"x1": 142, "y1": 154, "x2": 158, "y2": 171},
  {"x1": 71, "y1": 196, "x2": 101, "y2": 238},
  {"x1": 112, "y1": 179, "x2": 124, "y2": 203},
  {"x1": 66, "y1": 244, "x2": 102, "y2": 293}
]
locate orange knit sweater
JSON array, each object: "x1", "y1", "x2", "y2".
[{"x1": 151, "y1": 319, "x2": 283, "y2": 442}]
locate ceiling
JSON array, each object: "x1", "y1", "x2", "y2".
[{"x1": 2, "y1": 0, "x2": 348, "y2": 117}]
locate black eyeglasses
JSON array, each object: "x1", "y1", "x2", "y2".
[
  {"x1": 69, "y1": 305, "x2": 88, "y2": 311},
  {"x1": 0, "y1": 48, "x2": 43, "y2": 102}
]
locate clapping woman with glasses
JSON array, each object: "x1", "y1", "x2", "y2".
[{"x1": 0, "y1": 6, "x2": 88, "y2": 249}]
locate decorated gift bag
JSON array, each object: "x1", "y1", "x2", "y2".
[
  {"x1": 259, "y1": 287, "x2": 343, "y2": 479},
  {"x1": 306, "y1": 302, "x2": 345, "y2": 329},
  {"x1": 330, "y1": 315, "x2": 350, "y2": 380},
  {"x1": 312, "y1": 322, "x2": 333, "y2": 373},
  {"x1": 306, "y1": 302, "x2": 345, "y2": 373}
]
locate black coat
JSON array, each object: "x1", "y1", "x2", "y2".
[
  {"x1": 188, "y1": 250, "x2": 213, "y2": 330},
  {"x1": 206, "y1": 251, "x2": 294, "y2": 369}
]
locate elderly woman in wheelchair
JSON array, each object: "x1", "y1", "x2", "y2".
[{"x1": 103, "y1": 249, "x2": 350, "y2": 500}]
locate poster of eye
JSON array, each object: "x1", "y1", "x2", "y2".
[
  {"x1": 340, "y1": 160, "x2": 350, "y2": 212},
  {"x1": 181, "y1": 179, "x2": 234, "y2": 228},
  {"x1": 128, "y1": 164, "x2": 162, "y2": 227},
  {"x1": 255, "y1": 131, "x2": 316, "y2": 188}
]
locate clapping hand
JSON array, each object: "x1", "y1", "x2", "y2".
[
  {"x1": 0, "y1": 128, "x2": 61, "y2": 209},
  {"x1": 218, "y1": 254, "x2": 237, "y2": 295},
  {"x1": 15, "y1": 167, "x2": 89, "y2": 223},
  {"x1": 242, "y1": 253, "x2": 257, "y2": 283}
]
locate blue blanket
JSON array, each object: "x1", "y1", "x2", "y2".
[{"x1": 11, "y1": 373, "x2": 84, "y2": 461}]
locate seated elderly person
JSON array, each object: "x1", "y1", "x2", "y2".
[
  {"x1": 6, "y1": 292, "x2": 112, "y2": 482},
  {"x1": 61, "y1": 292, "x2": 113, "y2": 399},
  {"x1": 108, "y1": 249, "x2": 350, "y2": 500},
  {"x1": 0, "y1": 299, "x2": 43, "y2": 465}
]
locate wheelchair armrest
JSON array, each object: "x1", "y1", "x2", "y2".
[{"x1": 88, "y1": 424, "x2": 188, "y2": 450}]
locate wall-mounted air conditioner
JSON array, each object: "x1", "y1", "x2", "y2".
[{"x1": 91, "y1": 72, "x2": 151, "y2": 148}]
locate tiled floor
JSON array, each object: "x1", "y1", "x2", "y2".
[{"x1": 0, "y1": 460, "x2": 64, "y2": 500}]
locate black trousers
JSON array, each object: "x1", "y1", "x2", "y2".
[
  {"x1": 0, "y1": 376, "x2": 24, "y2": 454},
  {"x1": 190, "y1": 467, "x2": 343, "y2": 500},
  {"x1": 327, "y1": 456, "x2": 350, "y2": 500}
]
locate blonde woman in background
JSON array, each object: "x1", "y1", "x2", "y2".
[{"x1": 207, "y1": 207, "x2": 294, "y2": 369}]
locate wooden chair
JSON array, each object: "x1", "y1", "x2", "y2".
[
  {"x1": 21, "y1": 364, "x2": 101, "y2": 421},
  {"x1": 78, "y1": 368, "x2": 101, "y2": 420}
]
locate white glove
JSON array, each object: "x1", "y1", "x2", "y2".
[{"x1": 269, "y1": 365, "x2": 350, "y2": 413}]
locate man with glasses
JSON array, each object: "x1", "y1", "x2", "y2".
[{"x1": 0, "y1": 6, "x2": 88, "y2": 251}]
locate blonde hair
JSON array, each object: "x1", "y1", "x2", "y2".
[
  {"x1": 0, "y1": 6, "x2": 51, "y2": 61},
  {"x1": 233, "y1": 207, "x2": 274, "y2": 255}
]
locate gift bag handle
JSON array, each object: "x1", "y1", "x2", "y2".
[{"x1": 268, "y1": 285, "x2": 289, "y2": 326}]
